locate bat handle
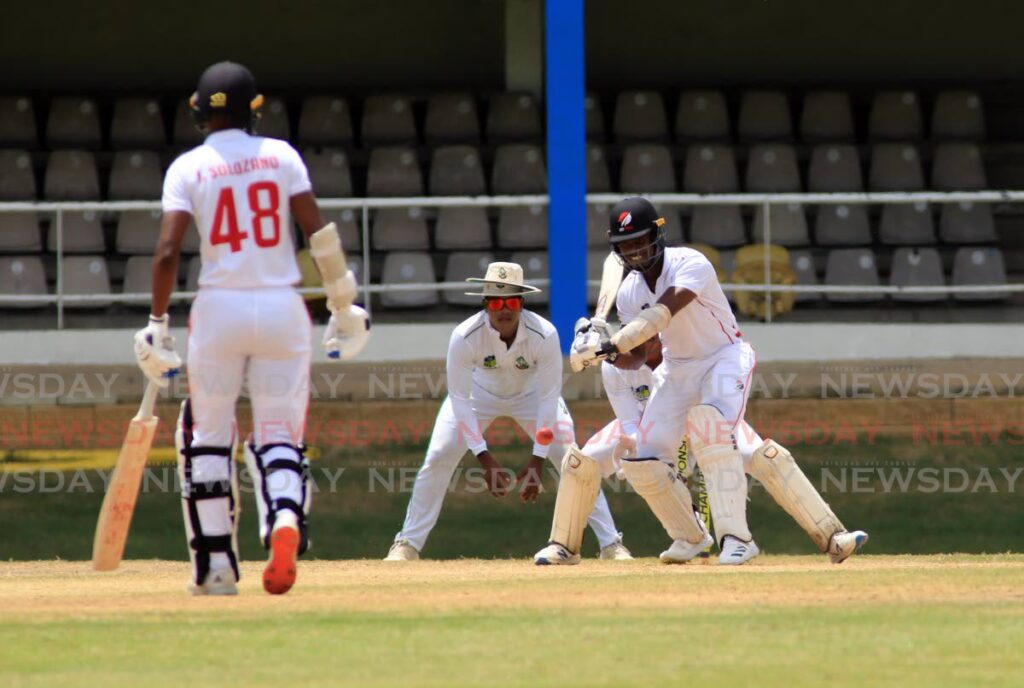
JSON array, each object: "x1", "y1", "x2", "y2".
[{"x1": 136, "y1": 380, "x2": 159, "y2": 420}]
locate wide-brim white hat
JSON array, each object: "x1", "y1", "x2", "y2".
[{"x1": 464, "y1": 261, "x2": 542, "y2": 297}]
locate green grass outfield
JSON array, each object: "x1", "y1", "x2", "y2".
[
  {"x1": 0, "y1": 556, "x2": 1022, "y2": 687},
  {"x1": 0, "y1": 438, "x2": 1021, "y2": 561}
]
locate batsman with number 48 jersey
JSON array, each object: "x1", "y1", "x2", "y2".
[
  {"x1": 384, "y1": 262, "x2": 631, "y2": 562},
  {"x1": 536, "y1": 197, "x2": 869, "y2": 566},
  {"x1": 133, "y1": 61, "x2": 369, "y2": 596}
]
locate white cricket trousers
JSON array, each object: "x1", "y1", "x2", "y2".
[
  {"x1": 187, "y1": 287, "x2": 312, "y2": 448},
  {"x1": 396, "y1": 393, "x2": 623, "y2": 552}
]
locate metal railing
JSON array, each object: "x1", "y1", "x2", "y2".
[{"x1": 0, "y1": 191, "x2": 1021, "y2": 327}]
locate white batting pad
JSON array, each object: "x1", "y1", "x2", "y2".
[
  {"x1": 687, "y1": 404, "x2": 752, "y2": 543},
  {"x1": 548, "y1": 444, "x2": 602, "y2": 554},
  {"x1": 620, "y1": 459, "x2": 706, "y2": 543}
]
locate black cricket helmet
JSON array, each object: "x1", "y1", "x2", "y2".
[
  {"x1": 607, "y1": 196, "x2": 666, "y2": 271},
  {"x1": 189, "y1": 61, "x2": 264, "y2": 133}
]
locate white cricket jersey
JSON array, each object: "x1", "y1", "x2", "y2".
[
  {"x1": 616, "y1": 247, "x2": 742, "y2": 363},
  {"x1": 162, "y1": 129, "x2": 312, "y2": 289},
  {"x1": 446, "y1": 310, "x2": 563, "y2": 458},
  {"x1": 601, "y1": 362, "x2": 654, "y2": 436}
]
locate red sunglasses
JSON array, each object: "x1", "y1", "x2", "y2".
[{"x1": 484, "y1": 296, "x2": 523, "y2": 312}]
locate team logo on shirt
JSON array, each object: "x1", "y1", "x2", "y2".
[
  {"x1": 515, "y1": 356, "x2": 530, "y2": 370},
  {"x1": 633, "y1": 384, "x2": 651, "y2": 401},
  {"x1": 483, "y1": 355, "x2": 498, "y2": 369}
]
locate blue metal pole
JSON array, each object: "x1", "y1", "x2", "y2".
[{"x1": 545, "y1": 0, "x2": 586, "y2": 353}]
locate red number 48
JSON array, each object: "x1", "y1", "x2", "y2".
[{"x1": 211, "y1": 181, "x2": 281, "y2": 252}]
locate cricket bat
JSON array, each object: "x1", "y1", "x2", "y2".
[
  {"x1": 594, "y1": 251, "x2": 624, "y2": 321},
  {"x1": 92, "y1": 381, "x2": 160, "y2": 571}
]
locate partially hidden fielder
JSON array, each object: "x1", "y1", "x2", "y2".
[
  {"x1": 134, "y1": 61, "x2": 369, "y2": 595},
  {"x1": 536, "y1": 197, "x2": 868, "y2": 566},
  {"x1": 386, "y1": 262, "x2": 631, "y2": 562}
]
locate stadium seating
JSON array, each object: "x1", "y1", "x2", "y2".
[
  {"x1": 752, "y1": 204, "x2": 809, "y2": 246},
  {"x1": 788, "y1": 249, "x2": 822, "y2": 302},
  {"x1": 108, "y1": 151, "x2": 163, "y2": 199},
  {"x1": 0, "y1": 150, "x2": 36, "y2": 199},
  {"x1": 372, "y1": 207, "x2": 429, "y2": 251},
  {"x1": 435, "y1": 207, "x2": 491, "y2": 250},
  {"x1": 800, "y1": 91, "x2": 854, "y2": 142},
  {"x1": 689, "y1": 206, "x2": 746, "y2": 247},
  {"x1": 585, "y1": 94, "x2": 605, "y2": 141},
  {"x1": 931, "y1": 143, "x2": 986, "y2": 190},
  {"x1": 825, "y1": 248, "x2": 882, "y2": 302},
  {"x1": 931, "y1": 91, "x2": 985, "y2": 140},
  {"x1": 0, "y1": 97, "x2": 37, "y2": 147},
  {"x1": 173, "y1": 101, "x2": 204, "y2": 147},
  {"x1": 443, "y1": 252, "x2": 494, "y2": 305},
  {"x1": 587, "y1": 203, "x2": 611, "y2": 247},
  {"x1": 497, "y1": 205, "x2": 547, "y2": 249},
  {"x1": 879, "y1": 203, "x2": 936, "y2": 245},
  {"x1": 491, "y1": 144, "x2": 546, "y2": 195},
  {"x1": 0, "y1": 215, "x2": 42, "y2": 253},
  {"x1": 258, "y1": 97, "x2": 290, "y2": 140},
  {"x1": 745, "y1": 144, "x2": 801, "y2": 192},
  {"x1": 380, "y1": 252, "x2": 439, "y2": 308},
  {"x1": 487, "y1": 92, "x2": 542, "y2": 142},
  {"x1": 731, "y1": 244, "x2": 797, "y2": 319},
  {"x1": 939, "y1": 202, "x2": 997, "y2": 243},
  {"x1": 425, "y1": 93, "x2": 480, "y2": 143},
  {"x1": 0, "y1": 256, "x2": 47, "y2": 307},
  {"x1": 675, "y1": 90, "x2": 730, "y2": 141},
  {"x1": 613, "y1": 91, "x2": 668, "y2": 142},
  {"x1": 122, "y1": 255, "x2": 161, "y2": 302},
  {"x1": 305, "y1": 148, "x2": 353, "y2": 198},
  {"x1": 807, "y1": 145, "x2": 863, "y2": 192},
  {"x1": 683, "y1": 145, "x2": 739, "y2": 193},
  {"x1": 44, "y1": 150, "x2": 100, "y2": 200},
  {"x1": 297, "y1": 96, "x2": 354, "y2": 146},
  {"x1": 366, "y1": 147, "x2": 423, "y2": 197},
  {"x1": 62, "y1": 256, "x2": 112, "y2": 308},
  {"x1": 952, "y1": 247, "x2": 1009, "y2": 300},
  {"x1": 868, "y1": 91, "x2": 923, "y2": 140},
  {"x1": 869, "y1": 144, "x2": 924, "y2": 191},
  {"x1": 110, "y1": 98, "x2": 165, "y2": 148},
  {"x1": 586, "y1": 145, "x2": 612, "y2": 192},
  {"x1": 429, "y1": 146, "x2": 487, "y2": 196},
  {"x1": 317, "y1": 208, "x2": 362, "y2": 251},
  {"x1": 620, "y1": 145, "x2": 676, "y2": 193},
  {"x1": 738, "y1": 91, "x2": 792, "y2": 141},
  {"x1": 889, "y1": 247, "x2": 945, "y2": 302},
  {"x1": 362, "y1": 95, "x2": 417, "y2": 144},
  {"x1": 814, "y1": 204, "x2": 872, "y2": 246},
  {"x1": 46, "y1": 97, "x2": 102, "y2": 148},
  {"x1": 509, "y1": 251, "x2": 549, "y2": 305},
  {"x1": 48, "y1": 212, "x2": 104, "y2": 253}
]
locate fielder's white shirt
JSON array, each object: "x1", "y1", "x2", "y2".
[
  {"x1": 162, "y1": 129, "x2": 312, "y2": 289},
  {"x1": 601, "y1": 362, "x2": 654, "y2": 437},
  {"x1": 616, "y1": 247, "x2": 742, "y2": 363},
  {"x1": 446, "y1": 310, "x2": 563, "y2": 458}
]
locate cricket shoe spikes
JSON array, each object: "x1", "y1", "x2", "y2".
[
  {"x1": 659, "y1": 531, "x2": 714, "y2": 564},
  {"x1": 534, "y1": 542, "x2": 581, "y2": 565},
  {"x1": 188, "y1": 567, "x2": 238, "y2": 596},
  {"x1": 263, "y1": 512, "x2": 300, "y2": 595},
  {"x1": 829, "y1": 530, "x2": 869, "y2": 564},
  {"x1": 718, "y1": 535, "x2": 760, "y2": 565}
]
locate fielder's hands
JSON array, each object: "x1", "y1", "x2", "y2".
[
  {"x1": 517, "y1": 456, "x2": 545, "y2": 503},
  {"x1": 477, "y1": 450, "x2": 511, "y2": 498},
  {"x1": 324, "y1": 305, "x2": 370, "y2": 360},
  {"x1": 133, "y1": 314, "x2": 181, "y2": 388}
]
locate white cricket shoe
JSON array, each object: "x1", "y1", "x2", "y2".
[
  {"x1": 659, "y1": 531, "x2": 714, "y2": 564},
  {"x1": 384, "y1": 539, "x2": 420, "y2": 562},
  {"x1": 599, "y1": 534, "x2": 634, "y2": 561},
  {"x1": 534, "y1": 542, "x2": 581, "y2": 566},
  {"x1": 188, "y1": 567, "x2": 238, "y2": 596},
  {"x1": 718, "y1": 535, "x2": 760, "y2": 565},
  {"x1": 828, "y1": 530, "x2": 869, "y2": 564}
]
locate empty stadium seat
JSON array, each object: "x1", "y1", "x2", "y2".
[
  {"x1": 371, "y1": 207, "x2": 430, "y2": 251},
  {"x1": 807, "y1": 145, "x2": 863, "y2": 192},
  {"x1": 509, "y1": 251, "x2": 549, "y2": 305},
  {"x1": 258, "y1": 97, "x2": 290, "y2": 140},
  {"x1": 46, "y1": 97, "x2": 102, "y2": 148},
  {"x1": 788, "y1": 249, "x2": 822, "y2": 302},
  {"x1": 586, "y1": 145, "x2": 611, "y2": 192},
  {"x1": 931, "y1": 91, "x2": 985, "y2": 141},
  {"x1": 814, "y1": 204, "x2": 872, "y2": 246},
  {"x1": 732, "y1": 244, "x2": 798, "y2": 319},
  {"x1": 304, "y1": 149, "x2": 353, "y2": 198},
  {"x1": 689, "y1": 206, "x2": 746, "y2": 247},
  {"x1": 317, "y1": 208, "x2": 362, "y2": 251},
  {"x1": 619, "y1": 145, "x2": 676, "y2": 193},
  {"x1": 952, "y1": 247, "x2": 1009, "y2": 300},
  {"x1": 362, "y1": 94, "x2": 417, "y2": 144},
  {"x1": 297, "y1": 96, "x2": 354, "y2": 146},
  {"x1": 738, "y1": 91, "x2": 792, "y2": 141},
  {"x1": 869, "y1": 144, "x2": 924, "y2": 191},
  {"x1": 889, "y1": 247, "x2": 945, "y2": 302},
  {"x1": 366, "y1": 147, "x2": 424, "y2": 197},
  {"x1": 752, "y1": 204, "x2": 809, "y2": 246},
  {"x1": 444, "y1": 252, "x2": 495, "y2": 305},
  {"x1": 122, "y1": 255, "x2": 162, "y2": 303},
  {"x1": 48, "y1": 211, "x2": 104, "y2": 253},
  {"x1": 800, "y1": 91, "x2": 854, "y2": 142},
  {"x1": 63, "y1": 255, "x2": 111, "y2": 308},
  {"x1": 173, "y1": 101, "x2": 204, "y2": 147},
  {"x1": 0, "y1": 149, "x2": 36, "y2": 199},
  {"x1": 429, "y1": 146, "x2": 486, "y2": 196},
  {"x1": 0, "y1": 214, "x2": 41, "y2": 252},
  {"x1": 824, "y1": 248, "x2": 882, "y2": 302},
  {"x1": 486, "y1": 92, "x2": 542, "y2": 142},
  {"x1": 587, "y1": 203, "x2": 611, "y2": 247},
  {"x1": 0, "y1": 97, "x2": 37, "y2": 147},
  {"x1": 585, "y1": 94, "x2": 605, "y2": 141},
  {"x1": 868, "y1": 91, "x2": 922, "y2": 140},
  {"x1": 491, "y1": 144, "x2": 546, "y2": 194},
  {"x1": 43, "y1": 150, "x2": 100, "y2": 200},
  {"x1": 110, "y1": 98, "x2": 165, "y2": 148},
  {"x1": 497, "y1": 205, "x2": 547, "y2": 249},
  {"x1": 435, "y1": 207, "x2": 491, "y2": 250},
  {"x1": 683, "y1": 145, "x2": 739, "y2": 193},
  {"x1": 939, "y1": 202, "x2": 998, "y2": 244},
  {"x1": 745, "y1": 144, "x2": 801, "y2": 192},
  {"x1": 108, "y1": 151, "x2": 163, "y2": 199},
  {"x1": 659, "y1": 207, "x2": 685, "y2": 246},
  {"x1": 425, "y1": 93, "x2": 480, "y2": 143},
  {"x1": 380, "y1": 252, "x2": 439, "y2": 308},
  {"x1": 613, "y1": 91, "x2": 668, "y2": 142},
  {"x1": 879, "y1": 203, "x2": 936, "y2": 245},
  {"x1": 931, "y1": 143, "x2": 986, "y2": 190},
  {"x1": 115, "y1": 210, "x2": 161, "y2": 254},
  {"x1": 675, "y1": 90, "x2": 730, "y2": 141},
  {"x1": 0, "y1": 256, "x2": 47, "y2": 307}
]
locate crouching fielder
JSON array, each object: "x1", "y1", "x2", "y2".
[
  {"x1": 563, "y1": 197, "x2": 867, "y2": 565},
  {"x1": 134, "y1": 61, "x2": 368, "y2": 596}
]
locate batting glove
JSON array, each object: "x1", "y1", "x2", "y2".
[
  {"x1": 324, "y1": 305, "x2": 370, "y2": 360},
  {"x1": 133, "y1": 314, "x2": 181, "y2": 388}
]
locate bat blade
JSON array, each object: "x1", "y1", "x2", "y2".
[
  {"x1": 92, "y1": 384, "x2": 159, "y2": 572},
  {"x1": 594, "y1": 252, "x2": 624, "y2": 320}
]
